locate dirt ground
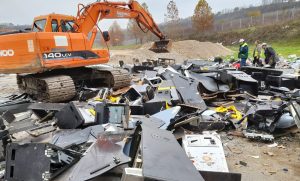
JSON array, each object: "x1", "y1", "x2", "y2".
[
  {"x1": 0, "y1": 73, "x2": 299, "y2": 181},
  {"x1": 0, "y1": 74, "x2": 18, "y2": 97},
  {"x1": 222, "y1": 133, "x2": 300, "y2": 181},
  {"x1": 110, "y1": 40, "x2": 233, "y2": 65},
  {"x1": 110, "y1": 49, "x2": 187, "y2": 65}
]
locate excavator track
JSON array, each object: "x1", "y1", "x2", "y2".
[
  {"x1": 17, "y1": 75, "x2": 76, "y2": 103},
  {"x1": 94, "y1": 68, "x2": 131, "y2": 90},
  {"x1": 16, "y1": 67, "x2": 131, "y2": 103}
]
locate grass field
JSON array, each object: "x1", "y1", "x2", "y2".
[{"x1": 227, "y1": 38, "x2": 300, "y2": 60}]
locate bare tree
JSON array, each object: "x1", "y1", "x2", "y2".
[
  {"x1": 127, "y1": 19, "x2": 148, "y2": 44},
  {"x1": 141, "y1": 2, "x2": 149, "y2": 13},
  {"x1": 192, "y1": 0, "x2": 214, "y2": 32},
  {"x1": 271, "y1": 0, "x2": 284, "y2": 4},
  {"x1": 262, "y1": 0, "x2": 271, "y2": 5},
  {"x1": 164, "y1": 0, "x2": 180, "y2": 39},
  {"x1": 127, "y1": 20, "x2": 140, "y2": 44},
  {"x1": 109, "y1": 21, "x2": 124, "y2": 46},
  {"x1": 127, "y1": 2, "x2": 150, "y2": 44},
  {"x1": 165, "y1": 0, "x2": 179, "y2": 22}
]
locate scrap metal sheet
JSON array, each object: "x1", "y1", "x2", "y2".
[
  {"x1": 67, "y1": 133, "x2": 131, "y2": 181},
  {"x1": 141, "y1": 124, "x2": 204, "y2": 181},
  {"x1": 188, "y1": 71, "x2": 229, "y2": 92},
  {"x1": 162, "y1": 69, "x2": 207, "y2": 110},
  {"x1": 182, "y1": 132, "x2": 229, "y2": 172},
  {"x1": 51, "y1": 125, "x2": 104, "y2": 148},
  {"x1": 151, "y1": 106, "x2": 181, "y2": 129}
]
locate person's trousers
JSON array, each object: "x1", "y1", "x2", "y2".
[
  {"x1": 240, "y1": 58, "x2": 247, "y2": 67},
  {"x1": 253, "y1": 57, "x2": 263, "y2": 67}
]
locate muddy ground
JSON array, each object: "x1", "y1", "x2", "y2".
[{"x1": 0, "y1": 73, "x2": 299, "y2": 181}]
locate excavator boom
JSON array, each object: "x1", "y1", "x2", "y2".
[{"x1": 75, "y1": 0, "x2": 171, "y2": 53}]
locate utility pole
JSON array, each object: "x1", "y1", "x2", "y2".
[
  {"x1": 292, "y1": 6, "x2": 295, "y2": 19},
  {"x1": 239, "y1": 18, "x2": 242, "y2": 28},
  {"x1": 276, "y1": 10, "x2": 279, "y2": 22},
  {"x1": 262, "y1": 13, "x2": 265, "y2": 24}
]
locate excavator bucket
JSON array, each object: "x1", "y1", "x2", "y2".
[{"x1": 149, "y1": 39, "x2": 172, "y2": 53}]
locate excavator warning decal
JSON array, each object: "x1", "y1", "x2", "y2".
[
  {"x1": 54, "y1": 36, "x2": 68, "y2": 47},
  {"x1": 27, "y1": 40, "x2": 34, "y2": 52},
  {"x1": 116, "y1": 11, "x2": 130, "y2": 18}
]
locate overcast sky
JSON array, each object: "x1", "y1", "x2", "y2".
[{"x1": 0, "y1": 0, "x2": 261, "y2": 29}]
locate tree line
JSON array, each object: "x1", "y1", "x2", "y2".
[
  {"x1": 107, "y1": 0, "x2": 300, "y2": 46},
  {"x1": 108, "y1": 0, "x2": 214, "y2": 46}
]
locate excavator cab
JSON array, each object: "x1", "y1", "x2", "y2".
[
  {"x1": 32, "y1": 14, "x2": 76, "y2": 33},
  {"x1": 149, "y1": 39, "x2": 172, "y2": 53}
]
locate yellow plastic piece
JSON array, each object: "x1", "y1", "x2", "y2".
[
  {"x1": 89, "y1": 109, "x2": 96, "y2": 116},
  {"x1": 94, "y1": 98, "x2": 103, "y2": 101},
  {"x1": 215, "y1": 105, "x2": 243, "y2": 120},
  {"x1": 165, "y1": 101, "x2": 170, "y2": 109},
  {"x1": 158, "y1": 86, "x2": 175, "y2": 91},
  {"x1": 274, "y1": 97, "x2": 282, "y2": 101},
  {"x1": 108, "y1": 96, "x2": 120, "y2": 103},
  {"x1": 94, "y1": 96, "x2": 120, "y2": 103},
  {"x1": 202, "y1": 67, "x2": 209, "y2": 71},
  {"x1": 215, "y1": 106, "x2": 228, "y2": 113}
]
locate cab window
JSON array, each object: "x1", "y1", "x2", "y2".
[
  {"x1": 32, "y1": 19, "x2": 46, "y2": 32},
  {"x1": 51, "y1": 19, "x2": 58, "y2": 32},
  {"x1": 61, "y1": 20, "x2": 75, "y2": 32}
]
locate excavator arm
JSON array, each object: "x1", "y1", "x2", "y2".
[{"x1": 74, "y1": 0, "x2": 171, "y2": 53}]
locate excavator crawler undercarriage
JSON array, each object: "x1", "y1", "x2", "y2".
[{"x1": 17, "y1": 67, "x2": 131, "y2": 102}]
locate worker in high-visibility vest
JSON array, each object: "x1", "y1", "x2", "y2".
[
  {"x1": 253, "y1": 40, "x2": 263, "y2": 67},
  {"x1": 238, "y1": 39, "x2": 249, "y2": 67}
]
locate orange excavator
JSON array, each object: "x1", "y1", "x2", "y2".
[{"x1": 0, "y1": 0, "x2": 171, "y2": 102}]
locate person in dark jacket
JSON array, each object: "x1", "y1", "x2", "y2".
[
  {"x1": 262, "y1": 43, "x2": 278, "y2": 68},
  {"x1": 238, "y1": 39, "x2": 249, "y2": 67}
]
